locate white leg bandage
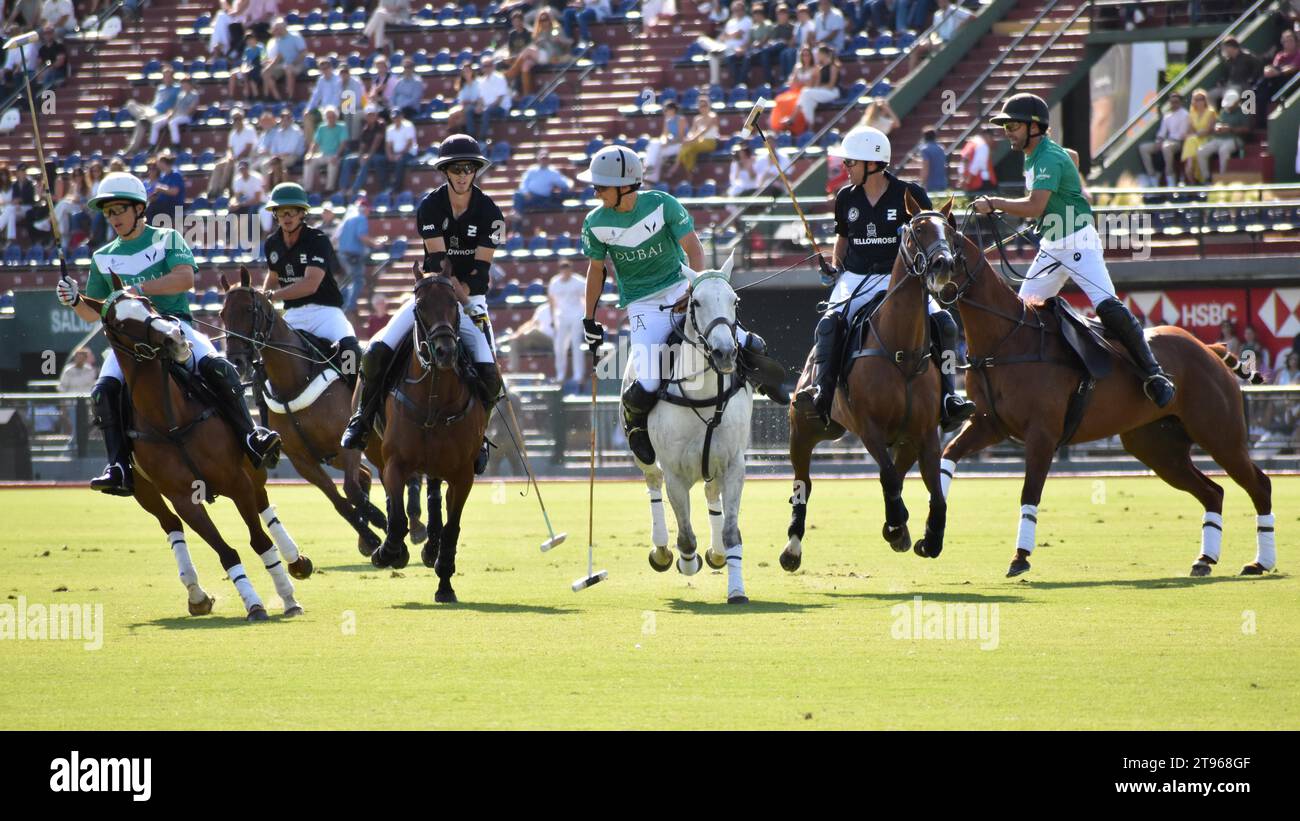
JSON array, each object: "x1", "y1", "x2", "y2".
[
  {"x1": 939, "y1": 458, "x2": 956, "y2": 501},
  {"x1": 260, "y1": 547, "x2": 298, "y2": 608},
  {"x1": 649, "y1": 490, "x2": 669, "y2": 549},
  {"x1": 260, "y1": 505, "x2": 300, "y2": 562},
  {"x1": 726, "y1": 544, "x2": 745, "y2": 599},
  {"x1": 709, "y1": 507, "x2": 724, "y2": 553},
  {"x1": 1200, "y1": 512, "x2": 1223, "y2": 563},
  {"x1": 226, "y1": 563, "x2": 263, "y2": 611},
  {"x1": 1255, "y1": 513, "x2": 1276, "y2": 570},
  {"x1": 1016, "y1": 505, "x2": 1038, "y2": 553},
  {"x1": 169, "y1": 530, "x2": 199, "y2": 588}
]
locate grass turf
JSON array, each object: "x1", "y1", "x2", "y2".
[{"x1": 1, "y1": 476, "x2": 1296, "y2": 729}]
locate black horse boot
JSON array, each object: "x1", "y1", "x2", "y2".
[
  {"x1": 89, "y1": 376, "x2": 135, "y2": 496},
  {"x1": 336, "y1": 335, "x2": 363, "y2": 394},
  {"x1": 341, "y1": 341, "x2": 394, "y2": 450},
  {"x1": 473, "y1": 362, "x2": 504, "y2": 475},
  {"x1": 740, "y1": 331, "x2": 790, "y2": 405},
  {"x1": 199, "y1": 356, "x2": 282, "y2": 468},
  {"x1": 622, "y1": 381, "x2": 660, "y2": 465},
  {"x1": 792, "y1": 311, "x2": 846, "y2": 425},
  {"x1": 930, "y1": 310, "x2": 976, "y2": 431},
  {"x1": 1096, "y1": 298, "x2": 1175, "y2": 407}
]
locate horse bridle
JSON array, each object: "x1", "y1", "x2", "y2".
[
  {"x1": 900, "y1": 210, "x2": 973, "y2": 307},
  {"x1": 103, "y1": 295, "x2": 183, "y2": 363},
  {"x1": 685, "y1": 273, "x2": 739, "y2": 362},
  {"x1": 412, "y1": 275, "x2": 461, "y2": 372}
]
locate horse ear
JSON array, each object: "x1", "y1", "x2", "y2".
[
  {"x1": 413, "y1": 261, "x2": 422, "y2": 282},
  {"x1": 80, "y1": 294, "x2": 105, "y2": 317},
  {"x1": 109, "y1": 270, "x2": 125, "y2": 291},
  {"x1": 941, "y1": 196, "x2": 955, "y2": 227},
  {"x1": 904, "y1": 189, "x2": 920, "y2": 218},
  {"x1": 219, "y1": 273, "x2": 230, "y2": 292},
  {"x1": 238, "y1": 265, "x2": 250, "y2": 288},
  {"x1": 719, "y1": 251, "x2": 735, "y2": 281}
]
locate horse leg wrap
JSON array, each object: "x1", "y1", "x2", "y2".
[
  {"x1": 260, "y1": 547, "x2": 297, "y2": 607},
  {"x1": 1256, "y1": 513, "x2": 1276, "y2": 570},
  {"x1": 648, "y1": 490, "x2": 669, "y2": 548},
  {"x1": 1017, "y1": 505, "x2": 1038, "y2": 553},
  {"x1": 168, "y1": 530, "x2": 201, "y2": 592},
  {"x1": 226, "y1": 563, "x2": 264, "y2": 611},
  {"x1": 939, "y1": 458, "x2": 957, "y2": 501},
  {"x1": 1200, "y1": 512, "x2": 1223, "y2": 563},
  {"x1": 726, "y1": 544, "x2": 745, "y2": 598},
  {"x1": 259, "y1": 505, "x2": 299, "y2": 562},
  {"x1": 788, "y1": 502, "x2": 807, "y2": 540}
]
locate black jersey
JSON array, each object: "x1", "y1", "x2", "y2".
[
  {"x1": 833, "y1": 172, "x2": 931, "y2": 275},
  {"x1": 264, "y1": 225, "x2": 344, "y2": 309},
  {"x1": 416, "y1": 184, "x2": 506, "y2": 295}
]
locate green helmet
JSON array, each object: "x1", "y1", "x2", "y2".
[
  {"x1": 267, "y1": 182, "x2": 311, "y2": 211},
  {"x1": 990, "y1": 93, "x2": 1051, "y2": 128},
  {"x1": 87, "y1": 172, "x2": 148, "y2": 213}
]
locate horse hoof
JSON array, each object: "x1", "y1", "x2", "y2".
[
  {"x1": 409, "y1": 520, "x2": 429, "y2": 544},
  {"x1": 284, "y1": 605, "x2": 305, "y2": 617},
  {"x1": 705, "y1": 548, "x2": 727, "y2": 570},
  {"x1": 914, "y1": 539, "x2": 942, "y2": 559},
  {"x1": 287, "y1": 555, "x2": 314, "y2": 579},
  {"x1": 1240, "y1": 562, "x2": 1270, "y2": 576},
  {"x1": 421, "y1": 543, "x2": 438, "y2": 569},
  {"x1": 779, "y1": 549, "x2": 801, "y2": 572},
  {"x1": 883, "y1": 523, "x2": 911, "y2": 553},
  {"x1": 246, "y1": 605, "x2": 270, "y2": 622},
  {"x1": 371, "y1": 542, "x2": 408, "y2": 569},
  {"x1": 727, "y1": 594, "x2": 749, "y2": 605},
  {"x1": 434, "y1": 587, "x2": 458, "y2": 604},
  {"x1": 677, "y1": 552, "x2": 703, "y2": 576},
  {"x1": 358, "y1": 531, "x2": 381, "y2": 557},
  {"x1": 1006, "y1": 558, "x2": 1031, "y2": 578},
  {"x1": 187, "y1": 595, "x2": 215, "y2": 616},
  {"x1": 1190, "y1": 561, "x2": 1213, "y2": 577},
  {"x1": 648, "y1": 548, "x2": 673, "y2": 573}
]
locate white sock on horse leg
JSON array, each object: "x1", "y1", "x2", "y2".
[
  {"x1": 1200, "y1": 512, "x2": 1223, "y2": 562},
  {"x1": 709, "y1": 508, "x2": 724, "y2": 552},
  {"x1": 648, "y1": 490, "x2": 668, "y2": 548},
  {"x1": 169, "y1": 531, "x2": 199, "y2": 588},
  {"x1": 1016, "y1": 505, "x2": 1038, "y2": 553},
  {"x1": 259, "y1": 505, "x2": 299, "y2": 562},
  {"x1": 726, "y1": 544, "x2": 744, "y2": 597},
  {"x1": 940, "y1": 459, "x2": 956, "y2": 501},
  {"x1": 1256, "y1": 513, "x2": 1276, "y2": 570},
  {"x1": 260, "y1": 547, "x2": 297, "y2": 606},
  {"x1": 226, "y1": 563, "x2": 263, "y2": 611}
]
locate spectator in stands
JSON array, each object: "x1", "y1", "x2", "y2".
[
  {"x1": 907, "y1": 0, "x2": 973, "y2": 72},
  {"x1": 25, "y1": 173, "x2": 51, "y2": 245},
  {"x1": 956, "y1": 131, "x2": 995, "y2": 191},
  {"x1": 1274, "y1": 350, "x2": 1300, "y2": 385},
  {"x1": 562, "y1": 0, "x2": 611, "y2": 47},
  {"x1": 86, "y1": 161, "x2": 106, "y2": 245},
  {"x1": 249, "y1": 110, "x2": 281, "y2": 176},
  {"x1": 502, "y1": 9, "x2": 532, "y2": 73},
  {"x1": 339, "y1": 65, "x2": 366, "y2": 132},
  {"x1": 156, "y1": 76, "x2": 201, "y2": 150},
  {"x1": 229, "y1": 159, "x2": 265, "y2": 215},
  {"x1": 4, "y1": 0, "x2": 40, "y2": 29},
  {"x1": 367, "y1": 54, "x2": 399, "y2": 111},
  {"x1": 263, "y1": 17, "x2": 307, "y2": 103},
  {"x1": 362, "y1": 0, "x2": 412, "y2": 52},
  {"x1": 364, "y1": 292, "x2": 392, "y2": 341},
  {"x1": 265, "y1": 108, "x2": 306, "y2": 173},
  {"x1": 123, "y1": 64, "x2": 181, "y2": 155},
  {"x1": 1196, "y1": 88, "x2": 1251, "y2": 182},
  {"x1": 1211, "y1": 36, "x2": 1262, "y2": 110},
  {"x1": 307, "y1": 57, "x2": 344, "y2": 117},
  {"x1": 228, "y1": 30, "x2": 265, "y2": 102},
  {"x1": 146, "y1": 150, "x2": 185, "y2": 222},
  {"x1": 37, "y1": 0, "x2": 73, "y2": 36},
  {"x1": 0, "y1": 23, "x2": 39, "y2": 97},
  {"x1": 500, "y1": 299, "x2": 555, "y2": 374},
  {"x1": 813, "y1": 0, "x2": 847, "y2": 54},
  {"x1": 0, "y1": 164, "x2": 18, "y2": 243},
  {"x1": 34, "y1": 24, "x2": 66, "y2": 91},
  {"x1": 1241, "y1": 324, "x2": 1272, "y2": 378},
  {"x1": 335, "y1": 197, "x2": 382, "y2": 311},
  {"x1": 793, "y1": 3, "x2": 816, "y2": 52},
  {"x1": 208, "y1": 0, "x2": 248, "y2": 60},
  {"x1": 389, "y1": 57, "x2": 425, "y2": 121},
  {"x1": 1139, "y1": 91, "x2": 1189, "y2": 187},
  {"x1": 1217, "y1": 319, "x2": 1242, "y2": 357},
  {"x1": 644, "y1": 100, "x2": 688, "y2": 184},
  {"x1": 547, "y1": 259, "x2": 586, "y2": 392},
  {"x1": 59, "y1": 348, "x2": 96, "y2": 393},
  {"x1": 670, "y1": 86, "x2": 721, "y2": 176},
  {"x1": 514, "y1": 148, "x2": 573, "y2": 213},
  {"x1": 447, "y1": 62, "x2": 480, "y2": 133},
  {"x1": 720, "y1": 1, "x2": 753, "y2": 85},
  {"x1": 504, "y1": 7, "x2": 571, "y2": 98},
  {"x1": 206, "y1": 107, "x2": 259, "y2": 198},
  {"x1": 1254, "y1": 29, "x2": 1300, "y2": 130},
  {"x1": 52, "y1": 167, "x2": 88, "y2": 252},
  {"x1": 338, "y1": 104, "x2": 386, "y2": 197},
  {"x1": 259, "y1": 156, "x2": 287, "y2": 234},
  {"x1": 795, "y1": 45, "x2": 840, "y2": 132},
  {"x1": 373, "y1": 107, "x2": 417, "y2": 193},
  {"x1": 245, "y1": 0, "x2": 279, "y2": 42},
  {"x1": 762, "y1": 4, "x2": 797, "y2": 85},
  {"x1": 727, "y1": 143, "x2": 774, "y2": 196},
  {"x1": 469, "y1": 58, "x2": 511, "y2": 145},
  {"x1": 302, "y1": 106, "x2": 348, "y2": 193},
  {"x1": 920, "y1": 127, "x2": 947, "y2": 191},
  {"x1": 1180, "y1": 88, "x2": 1216, "y2": 184}
]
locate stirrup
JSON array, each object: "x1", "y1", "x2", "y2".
[
  {"x1": 627, "y1": 427, "x2": 656, "y2": 465},
  {"x1": 941, "y1": 395, "x2": 976, "y2": 432},
  {"x1": 246, "y1": 430, "x2": 282, "y2": 469},
  {"x1": 474, "y1": 439, "x2": 495, "y2": 476},
  {"x1": 90, "y1": 463, "x2": 134, "y2": 496},
  {"x1": 1142, "y1": 373, "x2": 1175, "y2": 406}
]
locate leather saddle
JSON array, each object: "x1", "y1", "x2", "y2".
[{"x1": 1044, "y1": 297, "x2": 1116, "y2": 381}]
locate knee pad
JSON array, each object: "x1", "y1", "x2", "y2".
[
  {"x1": 929, "y1": 309, "x2": 959, "y2": 351},
  {"x1": 621, "y1": 381, "x2": 659, "y2": 415},
  {"x1": 359, "y1": 341, "x2": 393, "y2": 382},
  {"x1": 91, "y1": 377, "x2": 124, "y2": 427}
]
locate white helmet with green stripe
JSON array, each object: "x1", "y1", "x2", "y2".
[
  {"x1": 87, "y1": 172, "x2": 149, "y2": 213},
  {"x1": 578, "y1": 145, "x2": 643, "y2": 187}
]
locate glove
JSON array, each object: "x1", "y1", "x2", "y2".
[
  {"x1": 583, "y1": 317, "x2": 605, "y2": 352},
  {"x1": 817, "y1": 255, "x2": 839, "y2": 287},
  {"x1": 56, "y1": 275, "x2": 79, "y2": 307}
]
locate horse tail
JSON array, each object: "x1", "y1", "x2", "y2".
[{"x1": 1209, "y1": 343, "x2": 1265, "y2": 385}]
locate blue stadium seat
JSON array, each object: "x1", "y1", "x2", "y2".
[
  {"x1": 875, "y1": 35, "x2": 894, "y2": 49},
  {"x1": 795, "y1": 131, "x2": 815, "y2": 149},
  {"x1": 190, "y1": 196, "x2": 210, "y2": 212},
  {"x1": 503, "y1": 235, "x2": 524, "y2": 253},
  {"x1": 696, "y1": 181, "x2": 717, "y2": 197},
  {"x1": 115, "y1": 108, "x2": 134, "y2": 126},
  {"x1": 490, "y1": 141, "x2": 512, "y2": 163},
  {"x1": 26, "y1": 245, "x2": 48, "y2": 266},
  {"x1": 528, "y1": 235, "x2": 549, "y2": 253},
  {"x1": 659, "y1": 87, "x2": 678, "y2": 104},
  {"x1": 462, "y1": 3, "x2": 479, "y2": 19},
  {"x1": 396, "y1": 190, "x2": 415, "y2": 211},
  {"x1": 212, "y1": 196, "x2": 229, "y2": 212},
  {"x1": 585, "y1": 138, "x2": 604, "y2": 157},
  {"x1": 373, "y1": 191, "x2": 392, "y2": 211},
  {"x1": 680, "y1": 87, "x2": 700, "y2": 111},
  {"x1": 142, "y1": 58, "x2": 161, "y2": 76},
  {"x1": 591, "y1": 44, "x2": 611, "y2": 67},
  {"x1": 349, "y1": 9, "x2": 366, "y2": 26},
  {"x1": 211, "y1": 56, "x2": 228, "y2": 73},
  {"x1": 727, "y1": 85, "x2": 750, "y2": 107},
  {"x1": 307, "y1": 193, "x2": 323, "y2": 208},
  {"x1": 389, "y1": 237, "x2": 409, "y2": 261},
  {"x1": 3, "y1": 243, "x2": 22, "y2": 265},
  {"x1": 674, "y1": 182, "x2": 693, "y2": 198},
  {"x1": 869, "y1": 80, "x2": 892, "y2": 97},
  {"x1": 897, "y1": 32, "x2": 916, "y2": 49},
  {"x1": 632, "y1": 136, "x2": 649, "y2": 153},
  {"x1": 194, "y1": 13, "x2": 211, "y2": 28},
  {"x1": 329, "y1": 192, "x2": 345, "y2": 208},
  {"x1": 524, "y1": 281, "x2": 545, "y2": 301}
]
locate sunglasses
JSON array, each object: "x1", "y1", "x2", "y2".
[
  {"x1": 842, "y1": 159, "x2": 860, "y2": 167},
  {"x1": 1002, "y1": 122, "x2": 1026, "y2": 132},
  {"x1": 445, "y1": 163, "x2": 478, "y2": 176},
  {"x1": 102, "y1": 204, "x2": 133, "y2": 218}
]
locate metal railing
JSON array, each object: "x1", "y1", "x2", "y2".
[{"x1": 1088, "y1": 0, "x2": 1253, "y2": 30}]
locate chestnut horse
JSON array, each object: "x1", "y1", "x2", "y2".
[
  {"x1": 219, "y1": 265, "x2": 388, "y2": 556},
  {"x1": 83, "y1": 279, "x2": 312, "y2": 620},
  {"x1": 367, "y1": 267, "x2": 488, "y2": 603},
  {"x1": 923, "y1": 212, "x2": 1274, "y2": 577},
  {"x1": 783, "y1": 196, "x2": 953, "y2": 572}
]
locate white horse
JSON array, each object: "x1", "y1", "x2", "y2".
[{"x1": 636, "y1": 254, "x2": 754, "y2": 604}]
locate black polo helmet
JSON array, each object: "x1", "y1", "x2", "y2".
[
  {"x1": 990, "y1": 93, "x2": 1050, "y2": 128},
  {"x1": 432, "y1": 134, "x2": 491, "y2": 172}
]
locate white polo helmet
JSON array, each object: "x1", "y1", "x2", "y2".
[
  {"x1": 577, "y1": 145, "x2": 643, "y2": 187},
  {"x1": 88, "y1": 172, "x2": 149, "y2": 213},
  {"x1": 830, "y1": 126, "x2": 891, "y2": 164}
]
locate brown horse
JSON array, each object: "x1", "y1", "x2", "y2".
[
  {"x1": 219, "y1": 265, "x2": 388, "y2": 556},
  {"x1": 783, "y1": 196, "x2": 953, "y2": 571},
  {"x1": 83, "y1": 277, "x2": 313, "y2": 620},
  {"x1": 367, "y1": 266, "x2": 488, "y2": 603},
  {"x1": 925, "y1": 211, "x2": 1274, "y2": 577}
]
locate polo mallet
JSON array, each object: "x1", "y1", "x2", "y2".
[
  {"x1": 9, "y1": 31, "x2": 68, "y2": 282},
  {"x1": 741, "y1": 98, "x2": 836, "y2": 279},
  {"x1": 572, "y1": 343, "x2": 607, "y2": 592},
  {"x1": 498, "y1": 389, "x2": 566, "y2": 551}
]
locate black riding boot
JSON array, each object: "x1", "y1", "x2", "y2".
[
  {"x1": 1096, "y1": 298, "x2": 1176, "y2": 407},
  {"x1": 89, "y1": 376, "x2": 135, "y2": 496},
  {"x1": 930, "y1": 310, "x2": 977, "y2": 431},
  {"x1": 622, "y1": 381, "x2": 660, "y2": 465},
  {"x1": 199, "y1": 356, "x2": 282, "y2": 468},
  {"x1": 741, "y1": 331, "x2": 790, "y2": 405},
  {"x1": 336, "y1": 335, "x2": 363, "y2": 394},
  {"x1": 341, "y1": 341, "x2": 394, "y2": 451},
  {"x1": 793, "y1": 311, "x2": 846, "y2": 425},
  {"x1": 473, "y1": 362, "x2": 504, "y2": 475}
]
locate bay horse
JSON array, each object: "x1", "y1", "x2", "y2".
[
  {"x1": 367, "y1": 266, "x2": 488, "y2": 603},
  {"x1": 219, "y1": 265, "x2": 388, "y2": 556},
  {"x1": 783, "y1": 195, "x2": 951, "y2": 572},
  {"x1": 83, "y1": 277, "x2": 313, "y2": 620},
  {"x1": 925, "y1": 210, "x2": 1274, "y2": 577},
  {"x1": 640, "y1": 253, "x2": 754, "y2": 604}
]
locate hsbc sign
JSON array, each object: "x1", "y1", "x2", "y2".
[{"x1": 1062, "y1": 289, "x2": 1245, "y2": 342}]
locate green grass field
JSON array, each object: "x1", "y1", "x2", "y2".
[{"x1": 1, "y1": 476, "x2": 1297, "y2": 730}]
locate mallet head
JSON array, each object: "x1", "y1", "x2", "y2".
[
  {"x1": 571, "y1": 569, "x2": 608, "y2": 592},
  {"x1": 740, "y1": 98, "x2": 766, "y2": 139},
  {"x1": 540, "y1": 532, "x2": 567, "y2": 552}
]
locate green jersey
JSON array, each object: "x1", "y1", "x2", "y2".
[
  {"x1": 580, "y1": 190, "x2": 693, "y2": 308},
  {"x1": 86, "y1": 224, "x2": 196, "y2": 320},
  {"x1": 1023, "y1": 136, "x2": 1092, "y2": 242}
]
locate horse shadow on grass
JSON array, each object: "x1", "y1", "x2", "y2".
[
  {"x1": 392, "y1": 601, "x2": 577, "y2": 615},
  {"x1": 127, "y1": 614, "x2": 291, "y2": 631},
  {"x1": 820, "y1": 591, "x2": 1029, "y2": 605},
  {"x1": 662, "y1": 598, "x2": 829, "y2": 615},
  {"x1": 1013, "y1": 573, "x2": 1288, "y2": 591}
]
